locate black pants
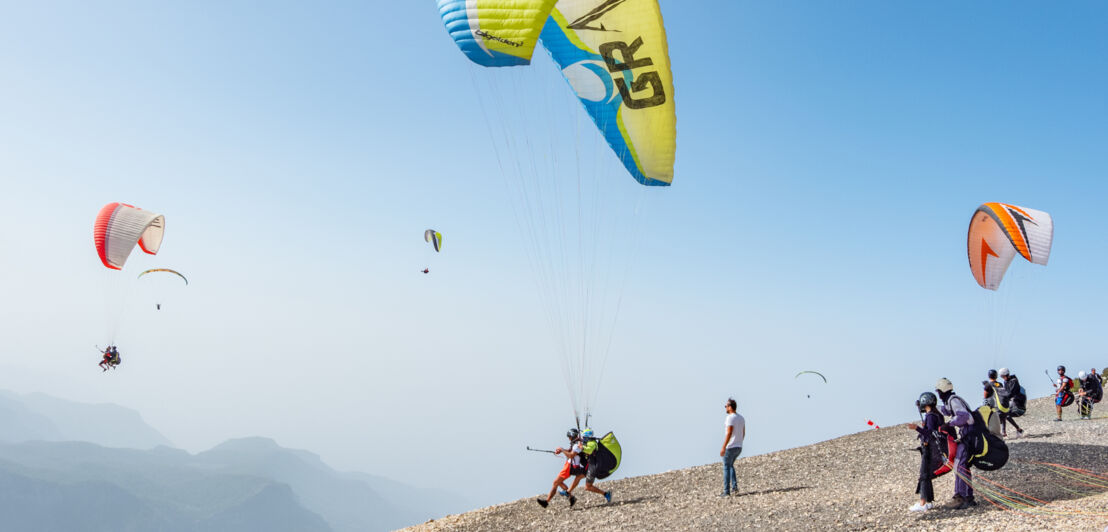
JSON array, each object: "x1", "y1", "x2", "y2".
[
  {"x1": 916, "y1": 442, "x2": 939, "y2": 502},
  {"x1": 999, "y1": 411, "x2": 1021, "y2": 433}
]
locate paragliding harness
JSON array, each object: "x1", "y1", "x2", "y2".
[
  {"x1": 967, "y1": 405, "x2": 1008, "y2": 470},
  {"x1": 1050, "y1": 371, "x2": 1075, "y2": 407},
  {"x1": 1006, "y1": 379, "x2": 1028, "y2": 417},
  {"x1": 582, "y1": 432, "x2": 622, "y2": 482},
  {"x1": 98, "y1": 346, "x2": 121, "y2": 370},
  {"x1": 934, "y1": 398, "x2": 1009, "y2": 474},
  {"x1": 1079, "y1": 377, "x2": 1103, "y2": 418}
]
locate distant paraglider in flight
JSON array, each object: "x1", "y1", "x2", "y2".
[
  {"x1": 423, "y1": 229, "x2": 442, "y2": 274},
  {"x1": 137, "y1": 268, "x2": 188, "y2": 310},
  {"x1": 795, "y1": 371, "x2": 827, "y2": 383},
  {"x1": 795, "y1": 371, "x2": 827, "y2": 398},
  {"x1": 425, "y1": 229, "x2": 443, "y2": 252}
]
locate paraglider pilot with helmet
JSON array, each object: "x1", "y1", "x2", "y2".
[{"x1": 98, "y1": 345, "x2": 121, "y2": 371}]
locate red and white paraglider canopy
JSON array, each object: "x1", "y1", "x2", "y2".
[{"x1": 93, "y1": 202, "x2": 165, "y2": 270}]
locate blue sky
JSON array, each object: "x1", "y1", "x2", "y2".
[{"x1": 1, "y1": 1, "x2": 1106, "y2": 509}]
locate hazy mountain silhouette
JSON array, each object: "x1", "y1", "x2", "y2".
[
  {"x1": 0, "y1": 390, "x2": 472, "y2": 531},
  {"x1": 0, "y1": 390, "x2": 171, "y2": 448}
]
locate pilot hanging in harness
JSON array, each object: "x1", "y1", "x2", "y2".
[{"x1": 98, "y1": 345, "x2": 121, "y2": 371}]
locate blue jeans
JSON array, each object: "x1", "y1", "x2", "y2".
[{"x1": 722, "y1": 447, "x2": 742, "y2": 494}]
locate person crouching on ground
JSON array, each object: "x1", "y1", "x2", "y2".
[
  {"x1": 1077, "y1": 370, "x2": 1104, "y2": 420},
  {"x1": 907, "y1": 392, "x2": 945, "y2": 512},
  {"x1": 720, "y1": 397, "x2": 745, "y2": 497},
  {"x1": 536, "y1": 428, "x2": 587, "y2": 508},
  {"x1": 936, "y1": 378, "x2": 978, "y2": 510},
  {"x1": 996, "y1": 368, "x2": 1025, "y2": 437}
]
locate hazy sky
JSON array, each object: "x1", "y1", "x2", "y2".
[{"x1": 1, "y1": 1, "x2": 1106, "y2": 509}]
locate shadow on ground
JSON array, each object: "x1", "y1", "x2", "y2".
[
  {"x1": 573, "y1": 496, "x2": 658, "y2": 512},
  {"x1": 734, "y1": 486, "x2": 810, "y2": 498},
  {"x1": 1017, "y1": 432, "x2": 1061, "y2": 440}
]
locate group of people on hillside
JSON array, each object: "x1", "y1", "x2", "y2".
[
  {"x1": 907, "y1": 365, "x2": 1106, "y2": 514},
  {"x1": 1053, "y1": 365, "x2": 1104, "y2": 420},
  {"x1": 907, "y1": 369, "x2": 1027, "y2": 513},
  {"x1": 533, "y1": 366, "x2": 1106, "y2": 512}
]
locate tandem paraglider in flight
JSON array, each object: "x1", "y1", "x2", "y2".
[
  {"x1": 438, "y1": 0, "x2": 676, "y2": 439},
  {"x1": 93, "y1": 202, "x2": 166, "y2": 371}
]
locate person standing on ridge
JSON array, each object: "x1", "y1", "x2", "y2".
[
  {"x1": 535, "y1": 428, "x2": 586, "y2": 509},
  {"x1": 719, "y1": 397, "x2": 745, "y2": 497},
  {"x1": 907, "y1": 392, "x2": 944, "y2": 513},
  {"x1": 1054, "y1": 365, "x2": 1074, "y2": 421},
  {"x1": 996, "y1": 368, "x2": 1025, "y2": 437},
  {"x1": 936, "y1": 378, "x2": 979, "y2": 510}
]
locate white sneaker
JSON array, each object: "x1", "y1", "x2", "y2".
[{"x1": 909, "y1": 502, "x2": 932, "y2": 512}]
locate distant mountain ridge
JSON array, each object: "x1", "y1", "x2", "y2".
[
  {"x1": 0, "y1": 390, "x2": 172, "y2": 449},
  {"x1": 0, "y1": 390, "x2": 472, "y2": 532}
]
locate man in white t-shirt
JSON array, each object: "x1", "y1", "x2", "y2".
[{"x1": 720, "y1": 397, "x2": 745, "y2": 497}]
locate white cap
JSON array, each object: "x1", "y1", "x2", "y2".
[{"x1": 998, "y1": 367, "x2": 1010, "y2": 377}]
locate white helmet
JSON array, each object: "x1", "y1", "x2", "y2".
[
  {"x1": 998, "y1": 367, "x2": 1010, "y2": 377},
  {"x1": 1078, "y1": 371, "x2": 1087, "y2": 380}
]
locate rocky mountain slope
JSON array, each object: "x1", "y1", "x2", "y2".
[{"x1": 407, "y1": 396, "x2": 1108, "y2": 531}]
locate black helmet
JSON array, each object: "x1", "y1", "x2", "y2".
[
  {"x1": 987, "y1": 369, "x2": 998, "y2": 380},
  {"x1": 566, "y1": 428, "x2": 580, "y2": 440},
  {"x1": 917, "y1": 392, "x2": 937, "y2": 412},
  {"x1": 1058, "y1": 365, "x2": 1066, "y2": 373}
]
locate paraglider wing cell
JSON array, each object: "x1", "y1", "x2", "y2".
[
  {"x1": 437, "y1": 0, "x2": 558, "y2": 67},
  {"x1": 540, "y1": 0, "x2": 677, "y2": 186}
]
